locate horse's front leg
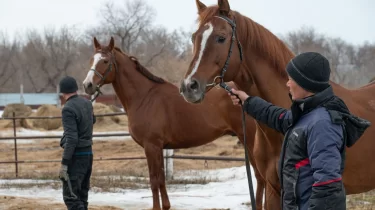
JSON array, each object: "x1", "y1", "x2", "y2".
[
  {"x1": 145, "y1": 143, "x2": 163, "y2": 210},
  {"x1": 159, "y1": 150, "x2": 171, "y2": 210},
  {"x1": 254, "y1": 169, "x2": 265, "y2": 210}
]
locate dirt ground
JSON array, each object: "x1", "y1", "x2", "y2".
[
  {"x1": 0, "y1": 117, "x2": 247, "y2": 209},
  {"x1": 0, "y1": 195, "x2": 122, "y2": 210},
  {"x1": 0, "y1": 195, "x2": 230, "y2": 210},
  {"x1": 0, "y1": 127, "x2": 374, "y2": 209}
]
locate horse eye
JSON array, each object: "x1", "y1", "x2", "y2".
[{"x1": 215, "y1": 36, "x2": 226, "y2": 43}]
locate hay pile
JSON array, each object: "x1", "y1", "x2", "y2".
[
  {"x1": 0, "y1": 103, "x2": 32, "y2": 129},
  {"x1": 93, "y1": 103, "x2": 128, "y2": 131},
  {"x1": 0, "y1": 102, "x2": 127, "y2": 131},
  {"x1": 24, "y1": 104, "x2": 62, "y2": 130}
]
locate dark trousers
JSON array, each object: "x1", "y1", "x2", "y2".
[{"x1": 63, "y1": 155, "x2": 93, "y2": 210}]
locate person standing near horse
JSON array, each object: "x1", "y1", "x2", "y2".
[
  {"x1": 58, "y1": 76, "x2": 96, "y2": 210},
  {"x1": 229, "y1": 52, "x2": 370, "y2": 210}
]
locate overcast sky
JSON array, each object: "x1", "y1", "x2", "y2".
[{"x1": 0, "y1": 0, "x2": 373, "y2": 45}]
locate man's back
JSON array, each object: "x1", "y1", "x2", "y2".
[
  {"x1": 61, "y1": 95, "x2": 94, "y2": 148},
  {"x1": 60, "y1": 95, "x2": 95, "y2": 165}
]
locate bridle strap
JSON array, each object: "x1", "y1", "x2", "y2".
[
  {"x1": 206, "y1": 15, "x2": 243, "y2": 88},
  {"x1": 90, "y1": 51, "x2": 118, "y2": 102}
]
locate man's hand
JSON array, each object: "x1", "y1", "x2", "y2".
[
  {"x1": 59, "y1": 164, "x2": 68, "y2": 181},
  {"x1": 228, "y1": 88, "x2": 249, "y2": 106}
]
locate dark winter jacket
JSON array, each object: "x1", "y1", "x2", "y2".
[
  {"x1": 60, "y1": 95, "x2": 96, "y2": 165},
  {"x1": 243, "y1": 86, "x2": 371, "y2": 210}
]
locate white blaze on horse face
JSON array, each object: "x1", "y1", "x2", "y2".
[
  {"x1": 83, "y1": 53, "x2": 102, "y2": 85},
  {"x1": 184, "y1": 22, "x2": 213, "y2": 86}
]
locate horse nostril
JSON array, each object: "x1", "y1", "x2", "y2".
[
  {"x1": 189, "y1": 80, "x2": 199, "y2": 90},
  {"x1": 87, "y1": 83, "x2": 93, "y2": 88}
]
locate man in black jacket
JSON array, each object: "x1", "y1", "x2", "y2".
[
  {"x1": 229, "y1": 52, "x2": 371, "y2": 210},
  {"x1": 58, "y1": 76, "x2": 96, "y2": 210}
]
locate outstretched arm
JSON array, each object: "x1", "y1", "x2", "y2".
[{"x1": 243, "y1": 96, "x2": 292, "y2": 134}]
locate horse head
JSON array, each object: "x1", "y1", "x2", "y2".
[
  {"x1": 180, "y1": 0, "x2": 243, "y2": 103},
  {"x1": 83, "y1": 37, "x2": 118, "y2": 95}
]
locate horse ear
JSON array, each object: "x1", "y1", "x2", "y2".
[
  {"x1": 108, "y1": 36, "x2": 115, "y2": 51},
  {"x1": 93, "y1": 37, "x2": 101, "y2": 50},
  {"x1": 195, "y1": 0, "x2": 207, "y2": 14},
  {"x1": 218, "y1": 0, "x2": 230, "y2": 16}
]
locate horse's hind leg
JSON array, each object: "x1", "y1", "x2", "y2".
[
  {"x1": 265, "y1": 182, "x2": 281, "y2": 210},
  {"x1": 144, "y1": 143, "x2": 162, "y2": 210},
  {"x1": 159, "y1": 150, "x2": 171, "y2": 210},
  {"x1": 255, "y1": 173, "x2": 265, "y2": 210}
]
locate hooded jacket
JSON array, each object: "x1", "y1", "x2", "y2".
[{"x1": 243, "y1": 86, "x2": 371, "y2": 210}]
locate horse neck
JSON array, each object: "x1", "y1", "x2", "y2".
[
  {"x1": 111, "y1": 55, "x2": 156, "y2": 112},
  {"x1": 234, "y1": 48, "x2": 293, "y2": 109},
  {"x1": 233, "y1": 15, "x2": 295, "y2": 109}
]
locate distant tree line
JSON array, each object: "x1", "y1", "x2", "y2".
[{"x1": 0, "y1": 0, "x2": 373, "y2": 93}]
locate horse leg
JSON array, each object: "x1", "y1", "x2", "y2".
[
  {"x1": 250, "y1": 162, "x2": 264, "y2": 210},
  {"x1": 240, "y1": 137, "x2": 264, "y2": 210},
  {"x1": 158, "y1": 150, "x2": 171, "y2": 210},
  {"x1": 265, "y1": 182, "x2": 281, "y2": 210},
  {"x1": 144, "y1": 143, "x2": 163, "y2": 210},
  {"x1": 255, "y1": 175, "x2": 265, "y2": 210}
]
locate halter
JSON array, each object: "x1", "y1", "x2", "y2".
[
  {"x1": 205, "y1": 15, "x2": 243, "y2": 90},
  {"x1": 90, "y1": 50, "x2": 118, "y2": 102}
]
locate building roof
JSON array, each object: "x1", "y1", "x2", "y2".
[{"x1": 0, "y1": 93, "x2": 59, "y2": 107}]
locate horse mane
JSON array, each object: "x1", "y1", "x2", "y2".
[
  {"x1": 113, "y1": 47, "x2": 165, "y2": 84},
  {"x1": 198, "y1": 6, "x2": 295, "y2": 79}
]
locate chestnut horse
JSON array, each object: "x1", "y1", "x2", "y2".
[
  {"x1": 180, "y1": 0, "x2": 375, "y2": 209},
  {"x1": 82, "y1": 37, "x2": 264, "y2": 210}
]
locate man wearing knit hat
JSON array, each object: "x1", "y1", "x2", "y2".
[
  {"x1": 229, "y1": 52, "x2": 370, "y2": 210},
  {"x1": 58, "y1": 76, "x2": 96, "y2": 210}
]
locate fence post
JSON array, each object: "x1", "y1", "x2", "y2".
[
  {"x1": 163, "y1": 149, "x2": 174, "y2": 180},
  {"x1": 12, "y1": 112, "x2": 18, "y2": 178}
]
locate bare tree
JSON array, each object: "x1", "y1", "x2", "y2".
[
  {"x1": 325, "y1": 38, "x2": 349, "y2": 84},
  {"x1": 134, "y1": 27, "x2": 193, "y2": 84},
  {"x1": 282, "y1": 26, "x2": 328, "y2": 55},
  {"x1": 18, "y1": 29, "x2": 50, "y2": 92},
  {"x1": 0, "y1": 31, "x2": 19, "y2": 92},
  {"x1": 280, "y1": 26, "x2": 375, "y2": 87},
  {"x1": 17, "y1": 26, "x2": 82, "y2": 93},
  {"x1": 98, "y1": 0, "x2": 156, "y2": 53}
]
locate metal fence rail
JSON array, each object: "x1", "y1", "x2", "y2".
[{"x1": 0, "y1": 111, "x2": 246, "y2": 178}]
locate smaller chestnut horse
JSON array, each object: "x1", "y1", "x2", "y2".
[{"x1": 82, "y1": 37, "x2": 263, "y2": 210}]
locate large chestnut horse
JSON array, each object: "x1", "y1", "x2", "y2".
[
  {"x1": 180, "y1": 0, "x2": 375, "y2": 209},
  {"x1": 82, "y1": 37, "x2": 263, "y2": 210}
]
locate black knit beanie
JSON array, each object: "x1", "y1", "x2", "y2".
[
  {"x1": 286, "y1": 52, "x2": 331, "y2": 93},
  {"x1": 59, "y1": 76, "x2": 78, "y2": 94}
]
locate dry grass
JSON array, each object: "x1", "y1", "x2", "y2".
[
  {"x1": 24, "y1": 104, "x2": 62, "y2": 130},
  {"x1": 347, "y1": 190, "x2": 375, "y2": 210}
]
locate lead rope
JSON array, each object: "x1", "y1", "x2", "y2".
[
  {"x1": 220, "y1": 82, "x2": 256, "y2": 210},
  {"x1": 240, "y1": 103, "x2": 257, "y2": 209}
]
